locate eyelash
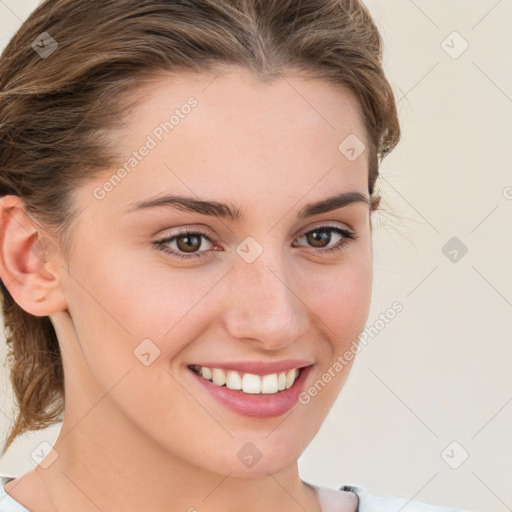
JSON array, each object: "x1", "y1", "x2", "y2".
[{"x1": 153, "y1": 224, "x2": 356, "y2": 261}]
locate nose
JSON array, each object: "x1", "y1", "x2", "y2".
[{"x1": 222, "y1": 247, "x2": 309, "y2": 351}]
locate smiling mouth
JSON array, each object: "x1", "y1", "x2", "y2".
[{"x1": 188, "y1": 364, "x2": 303, "y2": 395}]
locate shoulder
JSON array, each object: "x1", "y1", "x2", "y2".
[
  {"x1": 0, "y1": 476, "x2": 31, "y2": 512},
  {"x1": 340, "y1": 484, "x2": 466, "y2": 512},
  {"x1": 306, "y1": 481, "x2": 466, "y2": 512}
]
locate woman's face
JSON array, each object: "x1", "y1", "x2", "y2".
[{"x1": 54, "y1": 68, "x2": 374, "y2": 477}]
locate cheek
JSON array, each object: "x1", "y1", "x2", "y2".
[
  {"x1": 304, "y1": 247, "x2": 373, "y2": 347},
  {"x1": 62, "y1": 243, "x2": 224, "y2": 370}
]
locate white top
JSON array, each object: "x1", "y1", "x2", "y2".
[
  {"x1": 310, "y1": 483, "x2": 465, "y2": 512},
  {"x1": 1, "y1": 478, "x2": 28, "y2": 512},
  {"x1": 0, "y1": 476, "x2": 465, "y2": 512}
]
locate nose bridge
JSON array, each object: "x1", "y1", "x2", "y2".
[{"x1": 223, "y1": 245, "x2": 308, "y2": 347}]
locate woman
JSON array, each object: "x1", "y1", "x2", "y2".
[{"x1": 0, "y1": 1, "x2": 466, "y2": 511}]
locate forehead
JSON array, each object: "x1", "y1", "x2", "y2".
[
  {"x1": 81, "y1": 68, "x2": 369, "y2": 215},
  {"x1": 120, "y1": 67, "x2": 366, "y2": 145}
]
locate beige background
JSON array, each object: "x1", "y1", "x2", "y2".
[{"x1": 1, "y1": 1, "x2": 511, "y2": 511}]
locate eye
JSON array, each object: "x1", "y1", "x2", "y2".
[
  {"x1": 293, "y1": 224, "x2": 356, "y2": 254},
  {"x1": 153, "y1": 224, "x2": 356, "y2": 261},
  {"x1": 153, "y1": 229, "x2": 215, "y2": 260}
]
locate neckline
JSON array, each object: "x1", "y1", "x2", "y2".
[
  {"x1": 1, "y1": 477, "x2": 30, "y2": 510},
  {"x1": 2, "y1": 476, "x2": 360, "y2": 512},
  {"x1": 305, "y1": 481, "x2": 360, "y2": 512}
]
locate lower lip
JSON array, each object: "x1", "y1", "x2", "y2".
[{"x1": 188, "y1": 365, "x2": 313, "y2": 419}]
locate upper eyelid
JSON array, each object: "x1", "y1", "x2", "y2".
[
  {"x1": 297, "y1": 220, "x2": 354, "y2": 233},
  {"x1": 158, "y1": 220, "x2": 354, "y2": 238},
  {"x1": 157, "y1": 222, "x2": 354, "y2": 247}
]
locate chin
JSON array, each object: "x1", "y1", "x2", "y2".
[{"x1": 192, "y1": 436, "x2": 303, "y2": 478}]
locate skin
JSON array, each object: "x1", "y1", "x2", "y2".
[{"x1": 0, "y1": 67, "x2": 374, "y2": 512}]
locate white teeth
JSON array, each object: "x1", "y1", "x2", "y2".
[
  {"x1": 242, "y1": 373, "x2": 261, "y2": 394},
  {"x1": 261, "y1": 374, "x2": 279, "y2": 394},
  {"x1": 286, "y1": 368, "x2": 298, "y2": 389},
  {"x1": 200, "y1": 367, "x2": 212, "y2": 380},
  {"x1": 211, "y1": 368, "x2": 226, "y2": 386},
  {"x1": 225, "y1": 370, "x2": 242, "y2": 390},
  {"x1": 192, "y1": 365, "x2": 301, "y2": 394},
  {"x1": 278, "y1": 372, "x2": 287, "y2": 391}
]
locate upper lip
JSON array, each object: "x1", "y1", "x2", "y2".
[{"x1": 188, "y1": 359, "x2": 313, "y2": 376}]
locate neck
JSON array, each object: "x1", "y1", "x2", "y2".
[{"x1": 32, "y1": 418, "x2": 320, "y2": 512}]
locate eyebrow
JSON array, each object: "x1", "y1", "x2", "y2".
[{"x1": 125, "y1": 191, "x2": 370, "y2": 221}]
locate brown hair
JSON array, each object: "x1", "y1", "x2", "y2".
[{"x1": 0, "y1": 0, "x2": 400, "y2": 455}]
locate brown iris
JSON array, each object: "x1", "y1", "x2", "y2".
[
  {"x1": 176, "y1": 233, "x2": 202, "y2": 253},
  {"x1": 306, "y1": 229, "x2": 332, "y2": 248}
]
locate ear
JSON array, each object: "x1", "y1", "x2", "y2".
[
  {"x1": 370, "y1": 192, "x2": 381, "y2": 212},
  {"x1": 369, "y1": 192, "x2": 381, "y2": 234},
  {"x1": 0, "y1": 195, "x2": 68, "y2": 317}
]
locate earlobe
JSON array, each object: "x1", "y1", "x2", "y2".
[{"x1": 0, "y1": 195, "x2": 67, "y2": 316}]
